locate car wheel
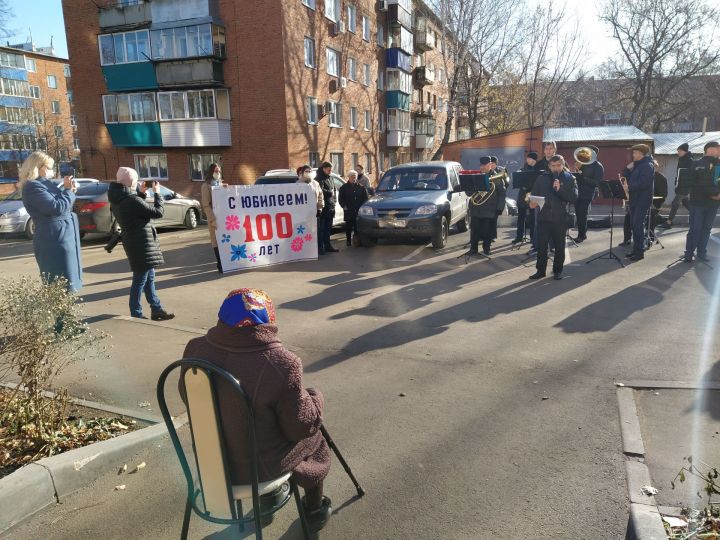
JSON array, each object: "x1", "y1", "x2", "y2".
[
  {"x1": 457, "y1": 211, "x2": 469, "y2": 233},
  {"x1": 358, "y1": 235, "x2": 377, "y2": 247},
  {"x1": 185, "y1": 209, "x2": 198, "y2": 229},
  {"x1": 25, "y1": 218, "x2": 34, "y2": 240},
  {"x1": 431, "y1": 216, "x2": 449, "y2": 249}
]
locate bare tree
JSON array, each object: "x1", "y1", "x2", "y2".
[
  {"x1": 600, "y1": 0, "x2": 720, "y2": 131},
  {"x1": 0, "y1": 1, "x2": 13, "y2": 38}
]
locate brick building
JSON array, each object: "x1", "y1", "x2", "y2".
[
  {"x1": 0, "y1": 44, "x2": 78, "y2": 181},
  {"x1": 61, "y1": 0, "x2": 454, "y2": 198}
]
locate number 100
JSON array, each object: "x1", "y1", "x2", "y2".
[{"x1": 242, "y1": 213, "x2": 293, "y2": 242}]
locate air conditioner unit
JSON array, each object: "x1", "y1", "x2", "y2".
[
  {"x1": 379, "y1": 0, "x2": 388, "y2": 11},
  {"x1": 340, "y1": 77, "x2": 348, "y2": 88},
  {"x1": 336, "y1": 21, "x2": 345, "y2": 34}
]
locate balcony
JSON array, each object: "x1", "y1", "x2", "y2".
[
  {"x1": 389, "y1": 26, "x2": 414, "y2": 55},
  {"x1": 156, "y1": 59, "x2": 224, "y2": 88},
  {"x1": 386, "y1": 91, "x2": 410, "y2": 111},
  {"x1": 99, "y1": 1, "x2": 152, "y2": 31},
  {"x1": 106, "y1": 122, "x2": 162, "y2": 147},
  {"x1": 414, "y1": 66, "x2": 434, "y2": 87},
  {"x1": 415, "y1": 18, "x2": 436, "y2": 52},
  {"x1": 388, "y1": 4, "x2": 412, "y2": 31},
  {"x1": 102, "y1": 62, "x2": 158, "y2": 92},
  {"x1": 387, "y1": 130, "x2": 411, "y2": 148},
  {"x1": 415, "y1": 115, "x2": 436, "y2": 149},
  {"x1": 386, "y1": 48, "x2": 412, "y2": 73},
  {"x1": 160, "y1": 119, "x2": 231, "y2": 147}
]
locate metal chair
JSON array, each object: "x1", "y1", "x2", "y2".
[{"x1": 157, "y1": 358, "x2": 311, "y2": 540}]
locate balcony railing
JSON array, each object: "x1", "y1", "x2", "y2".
[
  {"x1": 414, "y1": 66, "x2": 434, "y2": 86},
  {"x1": 155, "y1": 59, "x2": 224, "y2": 88},
  {"x1": 99, "y1": 0, "x2": 151, "y2": 31}
]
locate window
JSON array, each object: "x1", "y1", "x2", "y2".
[
  {"x1": 51, "y1": 100, "x2": 61, "y2": 114},
  {"x1": 377, "y1": 69, "x2": 384, "y2": 90},
  {"x1": 307, "y1": 96, "x2": 318, "y2": 124},
  {"x1": 71, "y1": 114, "x2": 77, "y2": 129},
  {"x1": 73, "y1": 138, "x2": 80, "y2": 151},
  {"x1": 187, "y1": 90, "x2": 215, "y2": 118},
  {"x1": 102, "y1": 95, "x2": 118, "y2": 123},
  {"x1": 326, "y1": 47, "x2": 340, "y2": 77},
  {"x1": 348, "y1": 57, "x2": 357, "y2": 81},
  {"x1": 363, "y1": 63, "x2": 370, "y2": 85},
  {"x1": 29, "y1": 85, "x2": 40, "y2": 99},
  {"x1": 64, "y1": 65, "x2": 71, "y2": 78},
  {"x1": 98, "y1": 29, "x2": 153, "y2": 65},
  {"x1": 37, "y1": 136, "x2": 47, "y2": 151},
  {"x1": 351, "y1": 153, "x2": 359, "y2": 171},
  {"x1": 155, "y1": 89, "x2": 227, "y2": 121},
  {"x1": 67, "y1": 91, "x2": 73, "y2": 103},
  {"x1": 25, "y1": 58, "x2": 36, "y2": 72},
  {"x1": 377, "y1": 22, "x2": 385, "y2": 47},
  {"x1": 362, "y1": 16, "x2": 370, "y2": 41},
  {"x1": 346, "y1": 5, "x2": 356, "y2": 33},
  {"x1": 330, "y1": 152, "x2": 344, "y2": 175},
  {"x1": 135, "y1": 154, "x2": 168, "y2": 180},
  {"x1": 190, "y1": 153, "x2": 222, "y2": 182},
  {"x1": 328, "y1": 101, "x2": 342, "y2": 127},
  {"x1": 350, "y1": 106, "x2": 357, "y2": 129},
  {"x1": 364, "y1": 110, "x2": 370, "y2": 131},
  {"x1": 325, "y1": 0, "x2": 340, "y2": 22},
  {"x1": 54, "y1": 126, "x2": 63, "y2": 138},
  {"x1": 302, "y1": 0, "x2": 316, "y2": 8},
  {"x1": 438, "y1": 97, "x2": 443, "y2": 111},
  {"x1": 0, "y1": 52, "x2": 25, "y2": 69},
  {"x1": 304, "y1": 37, "x2": 315, "y2": 68},
  {"x1": 438, "y1": 68, "x2": 445, "y2": 83},
  {"x1": 151, "y1": 25, "x2": 218, "y2": 61},
  {"x1": 387, "y1": 109, "x2": 411, "y2": 131},
  {"x1": 386, "y1": 69, "x2": 411, "y2": 93},
  {"x1": 309, "y1": 151, "x2": 320, "y2": 168},
  {"x1": 379, "y1": 113, "x2": 385, "y2": 133},
  {"x1": 365, "y1": 153, "x2": 372, "y2": 173},
  {"x1": 103, "y1": 93, "x2": 157, "y2": 123},
  {"x1": 0, "y1": 78, "x2": 30, "y2": 97},
  {"x1": 47, "y1": 75, "x2": 57, "y2": 89},
  {"x1": 0, "y1": 106, "x2": 32, "y2": 124},
  {"x1": 35, "y1": 111, "x2": 45, "y2": 125},
  {"x1": 59, "y1": 149, "x2": 69, "y2": 161}
]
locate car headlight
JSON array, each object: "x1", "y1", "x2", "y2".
[
  {"x1": 358, "y1": 206, "x2": 374, "y2": 216},
  {"x1": 414, "y1": 204, "x2": 437, "y2": 216},
  {"x1": 1, "y1": 210, "x2": 21, "y2": 218}
]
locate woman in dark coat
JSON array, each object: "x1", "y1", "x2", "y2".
[
  {"x1": 183, "y1": 288, "x2": 332, "y2": 532},
  {"x1": 108, "y1": 167, "x2": 174, "y2": 320},
  {"x1": 19, "y1": 151, "x2": 82, "y2": 292}
]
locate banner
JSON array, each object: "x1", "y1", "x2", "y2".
[{"x1": 212, "y1": 184, "x2": 318, "y2": 272}]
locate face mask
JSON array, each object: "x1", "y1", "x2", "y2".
[
  {"x1": 212, "y1": 172, "x2": 221, "y2": 181},
  {"x1": 44, "y1": 168, "x2": 55, "y2": 179},
  {"x1": 302, "y1": 172, "x2": 312, "y2": 182}
]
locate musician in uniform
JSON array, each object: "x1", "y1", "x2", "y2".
[
  {"x1": 528, "y1": 155, "x2": 578, "y2": 280},
  {"x1": 489, "y1": 156, "x2": 507, "y2": 242},
  {"x1": 467, "y1": 156, "x2": 507, "y2": 256},
  {"x1": 622, "y1": 144, "x2": 655, "y2": 261},
  {"x1": 572, "y1": 145, "x2": 604, "y2": 243},
  {"x1": 513, "y1": 151, "x2": 538, "y2": 245},
  {"x1": 683, "y1": 141, "x2": 720, "y2": 262}
]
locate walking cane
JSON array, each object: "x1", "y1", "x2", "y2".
[{"x1": 320, "y1": 425, "x2": 365, "y2": 497}]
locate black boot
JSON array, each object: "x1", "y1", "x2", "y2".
[{"x1": 302, "y1": 496, "x2": 333, "y2": 533}]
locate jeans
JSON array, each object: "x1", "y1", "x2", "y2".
[
  {"x1": 318, "y1": 214, "x2": 333, "y2": 253},
  {"x1": 574, "y1": 198, "x2": 592, "y2": 238},
  {"x1": 685, "y1": 204, "x2": 719, "y2": 258},
  {"x1": 536, "y1": 220, "x2": 567, "y2": 274},
  {"x1": 130, "y1": 268, "x2": 162, "y2": 317}
]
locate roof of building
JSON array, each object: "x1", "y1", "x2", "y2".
[
  {"x1": 544, "y1": 126, "x2": 652, "y2": 143},
  {"x1": 649, "y1": 132, "x2": 720, "y2": 155},
  {"x1": 0, "y1": 45, "x2": 68, "y2": 62}
]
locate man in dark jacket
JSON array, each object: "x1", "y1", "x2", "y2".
[
  {"x1": 572, "y1": 145, "x2": 604, "y2": 243},
  {"x1": 622, "y1": 144, "x2": 655, "y2": 261},
  {"x1": 659, "y1": 143, "x2": 693, "y2": 229},
  {"x1": 528, "y1": 155, "x2": 578, "y2": 280},
  {"x1": 513, "y1": 151, "x2": 538, "y2": 245},
  {"x1": 108, "y1": 167, "x2": 174, "y2": 320},
  {"x1": 315, "y1": 162, "x2": 338, "y2": 254},
  {"x1": 683, "y1": 141, "x2": 720, "y2": 262},
  {"x1": 467, "y1": 157, "x2": 507, "y2": 256},
  {"x1": 528, "y1": 141, "x2": 557, "y2": 255},
  {"x1": 338, "y1": 170, "x2": 369, "y2": 246}
]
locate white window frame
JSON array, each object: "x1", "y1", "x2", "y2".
[
  {"x1": 304, "y1": 37, "x2": 316, "y2": 68},
  {"x1": 364, "y1": 110, "x2": 370, "y2": 131},
  {"x1": 47, "y1": 75, "x2": 57, "y2": 89},
  {"x1": 330, "y1": 152, "x2": 344, "y2": 175},
  {"x1": 346, "y1": 5, "x2": 356, "y2": 33},
  {"x1": 51, "y1": 100, "x2": 61, "y2": 114},
  {"x1": 134, "y1": 154, "x2": 169, "y2": 180},
  {"x1": 326, "y1": 47, "x2": 340, "y2": 77},
  {"x1": 29, "y1": 85, "x2": 40, "y2": 99},
  {"x1": 377, "y1": 22, "x2": 385, "y2": 47},
  {"x1": 362, "y1": 16, "x2": 370, "y2": 41},
  {"x1": 363, "y1": 63, "x2": 370, "y2": 86},
  {"x1": 307, "y1": 96, "x2": 318, "y2": 125},
  {"x1": 98, "y1": 29, "x2": 151, "y2": 66},
  {"x1": 325, "y1": 0, "x2": 340, "y2": 22},
  {"x1": 103, "y1": 92, "x2": 158, "y2": 123},
  {"x1": 328, "y1": 100, "x2": 342, "y2": 128},
  {"x1": 64, "y1": 64, "x2": 71, "y2": 78},
  {"x1": 189, "y1": 153, "x2": 222, "y2": 182},
  {"x1": 25, "y1": 57, "x2": 36, "y2": 72},
  {"x1": 350, "y1": 106, "x2": 357, "y2": 130},
  {"x1": 302, "y1": 0, "x2": 316, "y2": 9},
  {"x1": 348, "y1": 57, "x2": 357, "y2": 81},
  {"x1": 365, "y1": 153, "x2": 372, "y2": 173},
  {"x1": 73, "y1": 138, "x2": 80, "y2": 151},
  {"x1": 54, "y1": 125, "x2": 63, "y2": 138}
]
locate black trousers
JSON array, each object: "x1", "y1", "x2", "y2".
[
  {"x1": 628, "y1": 203, "x2": 651, "y2": 254},
  {"x1": 574, "y1": 198, "x2": 592, "y2": 238},
  {"x1": 668, "y1": 193, "x2": 689, "y2": 222},
  {"x1": 536, "y1": 220, "x2": 567, "y2": 274},
  {"x1": 345, "y1": 217, "x2": 358, "y2": 243},
  {"x1": 470, "y1": 216, "x2": 494, "y2": 252}
]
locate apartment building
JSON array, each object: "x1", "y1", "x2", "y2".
[
  {"x1": 0, "y1": 44, "x2": 78, "y2": 180},
  {"x1": 62, "y1": 0, "x2": 454, "y2": 197}
]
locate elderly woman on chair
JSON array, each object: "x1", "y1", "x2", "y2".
[{"x1": 183, "y1": 288, "x2": 332, "y2": 532}]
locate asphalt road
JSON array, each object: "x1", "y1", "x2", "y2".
[{"x1": 3, "y1": 223, "x2": 720, "y2": 539}]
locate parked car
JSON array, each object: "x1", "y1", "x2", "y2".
[
  {"x1": 0, "y1": 189, "x2": 33, "y2": 238},
  {"x1": 72, "y1": 182, "x2": 202, "y2": 236},
  {"x1": 255, "y1": 169, "x2": 346, "y2": 227},
  {"x1": 356, "y1": 161, "x2": 469, "y2": 249}
]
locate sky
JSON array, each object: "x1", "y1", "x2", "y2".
[{"x1": 3, "y1": 0, "x2": 616, "y2": 68}]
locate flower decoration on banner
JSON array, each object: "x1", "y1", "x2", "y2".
[
  {"x1": 221, "y1": 234, "x2": 231, "y2": 244},
  {"x1": 230, "y1": 244, "x2": 248, "y2": 262},
  {"x1": 304, "y1": 233, "x2": 313, "y2": 242},
  {"x1": 291, "y1": 237, "x2": 304, "y2": 252},
  {"x1": 296, "y1": 224, "x2": 306, "y2": 235},
  {"x1": 225, "y1": 215, "x2": 240, "y2": 231},
  {"x1": 249, "y1": 253, "x2": 257, "y2": 263}
]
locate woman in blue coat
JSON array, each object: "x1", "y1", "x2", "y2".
[{"x1": 18, "y1": 151, "x2": 82, "y2": 292}]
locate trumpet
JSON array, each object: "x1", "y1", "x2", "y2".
[
  {"x1": 470, "y1": 170, "x2": 506, "y2": 206},
  {"x1": 618, "y1": 173, "x2": 629, "y2": 201}
]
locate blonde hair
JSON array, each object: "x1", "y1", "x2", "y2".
[{"x1": 18, "y1": 151, "x2": 54, "y2": 185}]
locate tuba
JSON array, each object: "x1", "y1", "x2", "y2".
[
  {"x1": 470, "y1": 171, "x2": 507, "y2": 206},
  {"x1": 573, "y1": 146, "x2": 597, "y2": 171}
]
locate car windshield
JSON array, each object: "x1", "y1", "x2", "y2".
[
  {"x1": 377, "y1": 167, "x2": 449, "y2": 191},
  {"x1": 76, "y1": 183, "x2": 109, "y2": 196}
]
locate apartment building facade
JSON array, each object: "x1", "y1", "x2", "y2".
[
  {"x1": 0, "y1": 45, "x2": 78, "y2": 180},
  {"x1": 62, "y1": 0, "x2": 454, "y2": 197}
]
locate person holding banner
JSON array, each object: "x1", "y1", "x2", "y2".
[
  {"x1": 201, "y1": 162, "x2": 227, "y2": 273},
  {"x1": 296, "y1": 165, "x2": 324, "y2": 215},
  {"x1": 316, "y1": 162, "x2": 339, "y2": 254}
]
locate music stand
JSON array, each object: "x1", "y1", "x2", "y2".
[
  {"x1": 511, "y1": 171, "x2": 539, "y2": 250},
  {"x1": 586, "y1": 180, "x2": 626, "y2": 268}
]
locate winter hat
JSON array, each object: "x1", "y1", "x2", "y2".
[
  {"x1": 678, "y1": 143, "x2": 690, "y2": 152},
  {"x1": 218, "y1": 288, "x2": 276, "y2": 327},
  {"x1": 321, "y1": 161, "x2": 333, "y2": 169},
  {"x1": 490, "y1": 156, "x2": 498, "y2": 163},
  {"x1": 116, "y1": 167, "x2": 138, "y2": 188},
  {"x1": 479, "y1": 156, "x2": 492, "y2": 165},
  {"x1": 527, "y1": 151, "x2": 539, "y2": 160},
  {"x1": 630, "y1": 144, "x2": 651, "y2": 156}
]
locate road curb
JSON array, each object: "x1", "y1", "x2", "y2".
[{"x1": 0, "y1": 413, "x2": 187, "y2": 534}]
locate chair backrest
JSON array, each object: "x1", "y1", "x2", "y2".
[{"x1": 183, "y1": 367, "x2": 234, "y2": 518}]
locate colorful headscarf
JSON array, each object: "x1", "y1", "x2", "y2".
[{"x1": 218, "y1": 288, "x2": 276, "y2": 327}]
